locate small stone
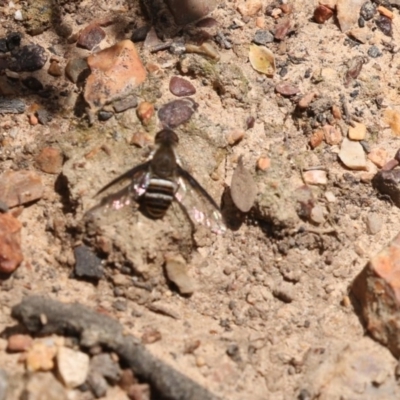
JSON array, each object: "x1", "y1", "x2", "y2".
[
  {"x1": 368, "y1": 148, "x2": 387, "y2": 168},
  {"x1": 0, "y1": 213, "x2": 23, "y2": 273},
  {"x1": 324, "y1": 191, "x2": 336, "y2": 202},
  {"x1": 348, "y1": 27, "x2": 371, "y2": 44},
  {"x1": 273, "y1": 282, "x2": 295, "y2": 303},
  {"x1": 366, "y1": 213, "x2": 382, "y2": 235},
  {"x1": 169, "y1": 76, "x2": 196, "y2": 97},
  {"x1": 348, "y1": 122, "x2": 367, "y2": 140},
  {"x1": 331, "y1": 104, "x2": 342, "y2": 119},
  {"x1": 137, "y1": 101, "x2": 154, "y2": 126},
  {"x1": 48, "y1": 60, "x2": 62, "y2": 77},
  {"x1": 253, "y1": 30, "x2": 274, "y2": 45},
  {"x1": 90, "y1": 353, "x2": 121, "y2": 383},
  {"x1": 7, "y1": 334, "x2": 33, "y2": 352},
  {"x1": 226, "y1": 129, "x2": 245, "y2": 145},
  {"x1": 313, "y1": 5, "x2": 333, "y2": 23},
  {"x1": 130, "y1": 131, "x2": 153, "y2": 148},
  {"x1": 65, "y1": 58, "x2": 89, "y2": 83},
  {"x1": 84, "y1": 40, "x2": 147, "y2": 112},
  {"x1": 36, "y1": 109, "x2": 51, "y2": 125},
  {"x1": 237, "y1": 0, "x2": 262, "y2": 16},
  {"x1": 377, "y1": 5, "x2": 393, "y2": 19},
  {"x1": 310, "y1": 205, "x2": 326, "y2": 224},
  {"x1": 74, "y1": 245, "x2": 103, "y2": 280},
  {"x1": 0, "y1": 170, "x2": 43, "y2": 207},
  {"x1": 275, "y1": 82, "x2": 300, "y2": 97},
  {"x1": 298, "y1": 92, "x2": 317, "y2": 109},
  {"x1": 25, "y1": 372, "x2": 68, "y2": 400},
  {"x1": 324, "y1": 124, "x2": 342, "y2": 145},
  {"x1": 0, "y1": 39, "x2": 7, "y2": 53},
  {"x1": 26, "y1": 341, "x2": 57, "y2": 372},
  {"x1": 230, "y1": 156, "x2": 257, "y2": 212},
  {"x1": 338, "y1": 138, "x2": 367, "y2": 170},
  {"x1": 141, "y1": 328, "x2": 162, "y2": 344},
  {"x1": 7, "y1": 44, "x2": 48, "y2": 72},
  {"x1": 384, "y1": 109, "x2": 400, "y2": 136},
  {"x1": 164, "y1": 254, "x2": 196, "y2": 295},
  {"x1": 98, "y1": 110, "x2": 113, "y2": 121},
  {"x1": 22, "y1": 76, "x2": 43, "y2": 92},
  {"x1": 158, "y1": 98, "x2": 198, "y2": 128},
  {"x1": 376, "y1": 15, "x2": 392, "y2": 37},
  {"x1": 14, "y1": 10, "x2": 23, "y2": 21},
  {"x1": 303, "y1": 170, "x2": 327, "y2": 186},
  {"x1": 29, "y1": 114, "x2": 39, "y2": 125},
  {"x1": 360, "y1": 1, "x2": 376, "y2": 20},
  {"x1": 57, "y1": 347, "x2": 90, "y2": 388},
  {"x1": 372, "y1": 169, "x2": 400, "y2": 207},
  {"x1": 256, "y1": 156, "x2": 271, "y2": 171},
  {"x1": 36, "y1": 147, "x2": 64, "y2": 174},
  {"x1": 87, "y1": 371, "x2": 108, "y2": 398},
  {"x1": 77, "y1": 23, "x2": 106, "y2": 50},
  {"x1": 368, "y1": 45, "x2": 382, "y2": 58},
  {"x1": 113, "y1": 96, "x2": 138, "y2": 113},
  {"x1": 310, "y1": 129, "x2": 324, "y2": 149},
  {"x1": 336, "y1": 0, "x2": 365, "y2": 32},
  {"x1": 195, "y1": 356, "x2": 206, "y2": 367},
  {"x1": 131, "y1": 25, "x2": 150, "y2": 42}
]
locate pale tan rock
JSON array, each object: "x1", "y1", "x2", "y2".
[
  {"x1": 310, "y1": 129, "x2": 324, "y2": 149},
  {"x1": 256, "y1": 156, "x2": 271, "y2": 171},
  {"x1": 231, "y1": 156, "x2": 257, "y2": 212},
  {"x1": 164, "y1": 254, "x2": 196, "y2": 295},
  {"x1": 368, "y1": 148, "x2": 388, "y2": 168},
  {"x1": 337, "y1": 0, "x2": 365, "y2": 32},
  {"x1": 324, "y1": 124, "x2": 342, "y2": 145},
  {"x1": 348, "y1": 122, "x2": 367, "y2": 140},
  {"x1": 35, "y1": 147, "x2": 63, "y2": 174},
  {"x1": 25, "y1": 372, "x2": 68, "y2": 400},
  {"x1": 348, "y1": 27, "x2": 371, "y2": 44},
  {"x1": 303, "y1": 170, "x2": 328, "y2": 186},
  {"x1": 84, "y1": 40, "x2": 147, "y2": 112},
  {"x1": 338, "y1": 138, "x2": 366, "y2": 170},
  {"x1": 298, "y1": 91, "x2": 317, "y2": 109},
  {"x1": 377, "y1": 5, "x2": 394, "y2": 19},
  {"x1": 226, "y1": 129, "x2": 245, "y2": 145},
  {"x1": 384, "y1": 109, "x2": 400, "y2": 136},
  {"x1": 237, "y1": 0, "x2": 262, "y2": 16},
  {"x1": 57, "y1": 347, "x2": 90, "y2": 388}
]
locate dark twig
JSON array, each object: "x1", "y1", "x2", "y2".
[{"x1": 11, "y1": 296, "x2": 219, "y2": 400}]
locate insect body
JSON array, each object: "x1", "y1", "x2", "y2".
[{"x1": 86, "y1": 129, "x2": 226, "y2": 234}]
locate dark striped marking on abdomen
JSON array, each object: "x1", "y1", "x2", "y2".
[{"x1": 143, "y1": 178, "x2": 177, "y2": 219}]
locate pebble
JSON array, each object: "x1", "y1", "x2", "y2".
[
  {"x1": 87, "y1": 371, "x2": 108, "y2": 398},
  {"x1": 338, "y1": 138, "x2": 366, "y2": 170},
  {"x1": 98, "y1": 110, "x2": 113, "y2": 121},
  {"x1": 376, "y1": 15, "x2": 392, "y2": 37},
  {"x1": 352, "y1": 232, "x2": 400, "y2": 357},
  {"x1": 226, "y1": 129, "x2": 245, "y2": 145},
  {"x1": 131, "y1": 25, "x2": 150, "y2": 42},
  {"x1": 0, "y1": 213, "x2": 23, "y2": 273},
  {"x1": 47, "y1": 60, "x2": 62, "y2": 77},
  {"x1": 274, "y1": 18, "x2": 291, "y2": 40},
  {"x1": 141, "y1": 328, "x2": 162, "y2": 344},
  {"x1": 29, "y1": 114, "x2": 39, "y2": 125},
  {"x1": 90, "y1": 353, "x2": 121, "y2": 383},
  {"x1": 313, "y1": 5, "x2": 333, "y2": 23},
  {"x1": 275, "y1": 82, "x2": 300, "y2": 97},
  {"x1": 136, "y1": 101, "x2": 154, "y2": 126},
  {"x1": 57, "y1": 347, "x2": 90, "y2": 388},
  {"x1": 348, "y1": 27, "x2": 371, "y2": 44},
  {"x1": 84, "y1": 40, "x2": 147, "y2": 112},
  {"x1": 336, "y1": 0, "x2": 365, "y2": 32},
  {"x1": 0, "y1": 369, "x2": 7, "y2": 400},
  {"x1": 36, "y1": 109, "x2": 51, "y2": 125},
  {"x1": 372, "y1": 169, "x2": 400, "y2": 207},
  {"x1": 366, "y1": 213, "x2": 382, "y2": 235},
  {"x1": 169, "y1": 76, "x2": 196, "y2": 97},
  {"x1": 384, "y1": 109, "x2": 400, "y2": 136},
  {"x1": 368, "y1": 45, "x2": 382, "y2": 59},
  {"x1": 324, "y1": 191, "x2": 337, "y2": 202},
  {"x1": 230, "y1": 156, "x2": 257, "y2": 212},
  {"x1": 112, "y1": 96, "x2": 138, "y2": 113},
  {"x1": 256, "y1": 156, "x2": 271, "y2": 171},
  {"x1": 0, "y1": 39, "x2": 7, "y2": 53},
  {"x1": 310, "y1": 129, "x2": 324, "y2": 149},
  {"x1": 253, "y1": 30, "x2": 274, "y2": 45},
  {"x1": 158, "y1": 98, "x2": 198, "y2": 128},
  {"x1": 25, "y1": 372, "x2": 68, "y2": 400},
  {"x1": 348, "y1": 122, "x2": 366, "y2": 140},
  {"x1": 298, "y1": 91, "x2": 317, "y2": 109},
  {"x1": 377, "y1": 5, "x2": 393, "y2": 19},
  {"x1": 164, "y1": 254, "x2": 196, "y2": 295},
  {"x1": 77, "y1": 23, "x2": 106, "y2": 50},
  {"x1": 360, "y1": 1, "x2": 376, "y2": 20},
  {"x1": 26, "y1": 341, "x2": 57, "y2": 371},
  {"x1": 35, "y1": 147, "x2": 64, "y2": 174},
  {"x1": 14, "y1": 10, "x2": 23, "y2": 21},
  {"x1": 65, "y1": 58, "x2": 89, "y2": 83},
  {"x1": 331, "y1": 104, "x2": 342, "y2": 119},
  {"x1": 310, "y1": 205, "x2": 326, "y2": 224},
  {"x1": 324, "y1": 124, "x2": 342, "y2": 145},
  {"x1": 237, "y1": 0, "x2": 262, "y2": 16},
  {"x1": 7, "y1": 44, "x2": 48, "y2": 72},
  {"x1": 273, "y1": 281, "x2": 295, "y2": 303},
  {"x1": 368, "y1": 148, "x2": 387, "y2": 168},
  {"x1": 74, "y1": 245, "x2": 103, "y2": 280},
  {"x1": 0, "y1": 97, "x2": 26, "y2": 114},
  {"x1": 22, "y1": 76, "x2": 44, "y2": 92},
  {"x1": 166, "y1": 0, "x2": 218, "y2": 25},
  {"x1": 303, "y1": 170, "x2": 327, "y2": 186},
  {"x1": 7, "y1": 334, "x2": 33, "y2": 352}
]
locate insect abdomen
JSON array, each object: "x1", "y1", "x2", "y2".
[{"x1": 143, "y1": 178, "x2": 177, "y2": 219}]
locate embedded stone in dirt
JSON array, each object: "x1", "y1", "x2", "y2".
[
  {"x1": 303, "y1": 170, "x2": 327, "y2": 186},
  {"x1": 84, "y1": 40, "x2": 147, "y2": 112},
  {"x1": 169, "y1": 76, "x2": 196, "y2": 97},
  {"x1": 36, "y1": 147, "x2": 63, "y2": 174},
  {"x1": 65, "y1": 58, "x2": 89, "y2": 84},
  {"x1": 77, "y1": 23, "x2": 106, "y2": 50},
  {"x1": 368, "y1": 148, "x2": 387, "y2": 168},
  {"x1": 324, "y1": 124, "x2": 342, "y2": 145},
  {"x1": 338, "y1": 138, "x2": 366, "y2": 170},
  {"x1": 74, "y1": 245, "x2": 103, "y2": 280},
  {"x1": 0, "y1": 171, "x2": 44, "y2": 208},
  {"x1": 26, "y1": 340, "x2": 57, "y2": 372},
  {"x1": 372, "y1": 169, "x2": 400, "y2": 207},
  {"x1": 25, "y1": 372, "x2": 68, "y2": 400},
  {"x1": 7, "y1": 334, "x2": 33, "y2": 352},
  {"x1": 365, "y1": 213, "x2": 382, "y2": 235},
  {"x1": 231, "y1": 156, "x2": 257, "y2": 212},
  {"x1": 137, "y1": 101, "x2": 155, "y2": 126},
  {"x1": 237, "y1": 0, "x2": 262, "y2": 17},
  {"x1": 57, "y1": 347, "x2": 90, "y2": 388},
  {"x1": 0, "y1": 213, "x2": 23, "y2": 273},
  {"x1": 336, "y1": 0, "x2": 365, "y2": 32},
  {"x1": 158, "y1": 98, "x2": 198, "y2": 128},
  {"x1": 7, "y1": 44, "x2": 48, "y2": 72},
  {"x1": 352, "y1": 232, "x2": 400, "y2": 358},
  {"x1": 164, "y1": 254, "x2": 196, "y2": 295},
  {"x1": 348, "y1": 122, "x2": 367, "y2": 141}
]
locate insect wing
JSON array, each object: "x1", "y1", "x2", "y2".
[{"x1": 175, "y1": 166, "x2": 226, "y2": 234}]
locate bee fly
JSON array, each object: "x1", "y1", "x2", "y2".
[{"x1": 85, "y1": 129, "x2": 226, "y2": 234}]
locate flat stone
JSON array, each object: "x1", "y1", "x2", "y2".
[
  {"x1": 84, "y1": 40, "x2": 146, "y2": 112},
  {"x1": 7, "y1": 334, "x2": 33, "y2": 352},
  {"x1": 65, "y1": 58, "x2": 89, "y2": 84},
  {"x1": 158, "y1": 98, "x2": 198, "y2": 128},
  {"x1": 324, "y1": 124, "x2": 342, "y2": 145},
  {"x1": 368, "y1": 148, "x2": 388, "y2": 168},
  {"x1": 74, "y1": 245, "x2": 103, "y2": 280},
  {"x1": 348, "y1": 27, "x2": 371, "y2": 43},
  {"x1": 47, "y1": 60, "x2": 62, "y2": 77},
  {"x1": 366, "y1": 213, "x2": 382, "y2": 235},
  {"x1": 237, "y1": 0, "x2": 262, "y2": 16},
  {"x1": 353, "y1": 232, "x2": 400, "y2": 358},
  {"x1": 169, "y1": 76, "x2": 196, "y2": 97},
  {"x1": 35, "y1": 147, "x2": 63, "y2": 174},
  {"x1": 338, "y1": 138, "x2": 367, "y2": 170},
  {"x1": 348, "y1": 122, "x2": 367, "y2": 140},
  {"x1": 165, "y1": 254, "x2": 196, "y2": 295},
  {"x1": 303, "y1": 170, "x2": 328, "y2": 186},
  {"x1": 0, "y1": 213, "x2": 23, "y2": 273},
  {"x1": 310, "y1": 129, "x2": 324, "y2": 149},
  {"x1": 0, "y1": 170, "x2": 44, "y2": 207},
  {"x1": 337, "y1": 0, "x2": 365, "y2": 32},
  {"x1": 77, "y1": 23, "x2": 106, "y2": 50},
  {"x1": 231, "y1": 157, "x2": 257, "y2": 212},
  {"x1": 57, "y1": 347, "x2": 90, "y2": 388},
  {"x1": 7, "y1": 44, "x2": 48, "y2": 72}
]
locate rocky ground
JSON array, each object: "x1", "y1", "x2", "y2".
[{"x1": 2, "y1": 0, "x2": 400, "y2": 399}]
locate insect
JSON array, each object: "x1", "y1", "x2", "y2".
[{"x1": 85, "y1": 129, "x2": 226, "y2": 234}]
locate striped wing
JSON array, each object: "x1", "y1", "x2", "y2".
[{"x1": 175, "y1": 166, "x2": 226, "y2": 234}]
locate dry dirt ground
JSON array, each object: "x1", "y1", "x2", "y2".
[{"x1": 2, "y1": 0, "x2": 400, "y2": 399}]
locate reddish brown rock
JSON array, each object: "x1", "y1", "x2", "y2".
[
  {"x1": 36, "y1": 147, "x2": 64, "y2": 174},
  {"x1": 310, "y1": 129, "x2": 324, "y2": 149},
  {"x1": 275, "y1": 82, "x2": 300, "y2": 97},
  {"x1": 323, "y1": 124, "x2": 342, "y2": 145},
  {"x1": 169, "y1": 76, "x2": 196, "y2": 97},
  {"x1": 166, "y1": 0, "x2": 217, "y2": 25},
  {"x1": 368, "y1": 148, "x2": 388, "y2": 168},
  {"x1": 47, "y1": 60, "x2": 62, "y2": 77},
  {"x1": 353, "y1": 232, "x2": 400, "y2": 358},
  {"x1": 136, "y1": 102, "x2": 154, "y2": 126},
  {"x1": 84, "y1": 40, "x2": 147, "y2": 112},
  {"x1": 7, "y1": 334, "x2": 33, "y2": 352},
  {"x1": 313, "y1": 5, "x2": 333, "y2": 24},
  {"x1": 0, "y1": 213, "x2": 23, "y2": 273},
  {"x1": 77, "y1": 23, "x2": 106, "y2": 50},
  {"x1": 0, "y1": 170, "x2": 44, "y2": 207}
]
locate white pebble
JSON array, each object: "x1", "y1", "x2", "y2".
[
  {"x1": 14, "y1": 10, "x2": 23, "y2": 21},
  {"x1": 57, "y1": 347, "x2": 89, "y2": 388}
]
